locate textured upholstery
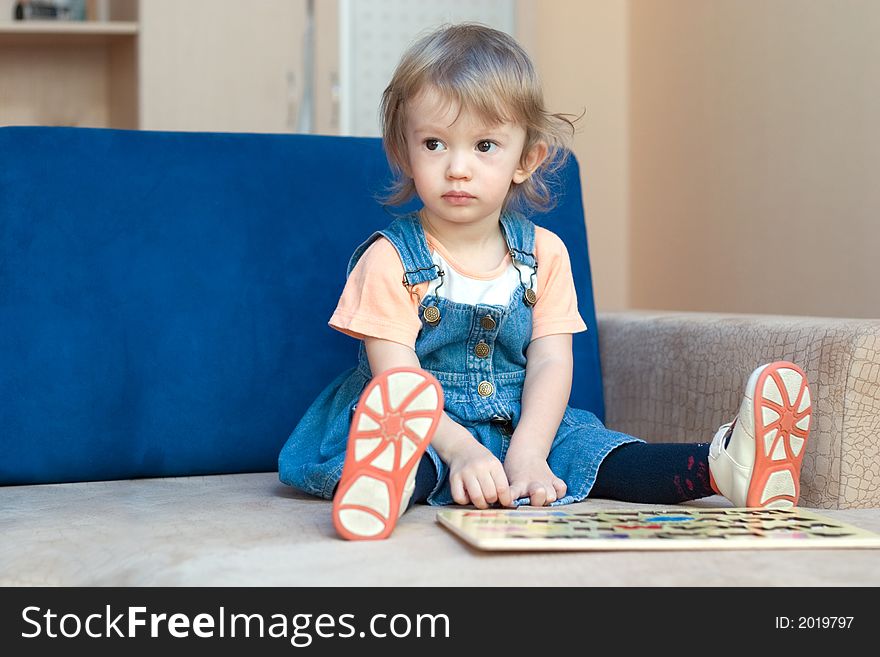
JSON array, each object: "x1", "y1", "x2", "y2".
[
  {"x1": 598, "y1": 311, "x2": 880, "y2": 509},
  {"x1": 0, "y1": 126, "x2": 603, "y2": 486}
]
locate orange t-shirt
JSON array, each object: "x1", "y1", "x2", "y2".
[{"x1": 329, "y1": 226, "x2": 587, "y2": 349}]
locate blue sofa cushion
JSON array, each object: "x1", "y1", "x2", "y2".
[{"x1": 0, "y1": 126, "x2": 604, "y2": 485}]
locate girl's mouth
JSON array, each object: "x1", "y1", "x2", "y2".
[{"x1": 442, "y1": 192, "x2": 476, "y2": 205}]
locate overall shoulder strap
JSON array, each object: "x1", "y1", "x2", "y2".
[
  {"x1": 345, "y1": 212, "x2": 440, "y2": 286},
  {"x1": 500, "y1": 212, "x2": 537, "y2": 268}
]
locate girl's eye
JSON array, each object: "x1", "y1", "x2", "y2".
[
  {"x1": 425, "y1": 139, "x2": 445, "y2": 151},
  {"x1": 476, "y1": 140, "x2": 498, "y2": 153}
]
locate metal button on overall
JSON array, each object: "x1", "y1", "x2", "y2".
[
  {"x1": 422, "y1": 306, "x2": 441, "y2": 326},
  {"x1": 474, "y1": 341, "x2": 490, "y2": 358},
  {"x1": 480, "y1": 315, "x2": 496, "y2": 330},
  {"x1": 477, "y1": 381, "x2": 494, "y2": 397}
]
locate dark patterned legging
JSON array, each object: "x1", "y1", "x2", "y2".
[{"x1": 589, "y1": 441, "x2": 715, "y2": 504}]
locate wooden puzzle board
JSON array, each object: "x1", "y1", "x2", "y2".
[{"x1": 436, "y1": 507, "x2": 880, "y2": 551}]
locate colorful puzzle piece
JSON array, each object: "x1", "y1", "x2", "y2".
[{"x1": 435, "y1": 507, "x2": 880, "y2": 551}]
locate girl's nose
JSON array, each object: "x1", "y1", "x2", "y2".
[{"x1": 446, "y1": 152, "x2": 471, "y2": 180}]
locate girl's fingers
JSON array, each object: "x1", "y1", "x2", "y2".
[
  {"x1": 477, "y1": 471, "x2": 499, "y2": 504},
  {"x1": 450, "y1": 475, "x2": 468, "y2": 506},
  {"x1": 491, "y1": 468, "x2": 513, "y2": 507},
  {"x1": 553, "y1": 477, "x2": 567, "y2": 499},
  {"x1": 527, "y1": 481, "x2": 560, "y2": 506},
  {"x1": 528, "y1": 483, "x2": 547, "y2": 507},
  {"x1": 464, "y1": 474, "x2": 488, "y2": 509}
]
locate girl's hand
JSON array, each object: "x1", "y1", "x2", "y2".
[
  {"x1": 503, "y1": 447, "x2": 567, "y2": 507},
  {"x1": 446, "y1": 440, "x2": 512, "y2": 509}
]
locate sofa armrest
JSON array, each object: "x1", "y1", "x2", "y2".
[{"x1": 597, "y1": 310, "x2": 880, "y2": 509}]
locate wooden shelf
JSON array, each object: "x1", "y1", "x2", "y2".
[
  {"x1": 0, "y1": 21, "x2": 138, "y2": 45},
  {"x1": 0, "y1": 21, "x2": 137, "y2": 34},
  {"x1": 0, "y1": 18, "x2": 139, "y2": 129}
]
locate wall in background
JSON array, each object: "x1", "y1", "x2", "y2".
[
  {"x1": 628, "y1": 0, "x2": 879, "y2": 319},
  {"x1": 0, "y1": 1, "x2": 16, "y2": 19},
  {"x1": 138, "y1": 0, "x2": 306, "y2": 133},
  {"x1": 531, "y1": 0, "x2": 878, "y2": 319},
  {"x1": 526, "y1": 0, "x2": 630, "y2": 313}
]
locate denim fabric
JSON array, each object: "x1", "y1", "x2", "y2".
[
  {"x1": 277, "y1": 211, "x2": 642, "y2": 506},
  {"x1": 409, "y1": 454, "x2": 438, "y2": 508}
]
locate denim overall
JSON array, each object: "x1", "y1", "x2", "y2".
[{"x1": 278, "y1": 212, "x2": 642, "y2": 506}]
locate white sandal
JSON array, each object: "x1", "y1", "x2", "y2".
[
  {"x1": 332, "y1": 367, "x2": 443, "y2": 540},
  {"x1": 709, "y1": 361, "x2": 812, "y2": 508}
]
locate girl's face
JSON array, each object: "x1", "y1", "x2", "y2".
[{"x1": 403, "y1": 86, "x2": 544, "y2": 230}]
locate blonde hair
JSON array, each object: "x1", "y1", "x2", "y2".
[{"x1": 380, "y1": 23, "x2": 578, "y2": 215}]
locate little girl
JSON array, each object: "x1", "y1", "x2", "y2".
[{"x1": 278, "y1": 23, "x2": 813, "y2": 541}]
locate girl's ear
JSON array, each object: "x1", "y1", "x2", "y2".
[{"x1": 513, "y1": 141, "x2": 550, "y2": 185}]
